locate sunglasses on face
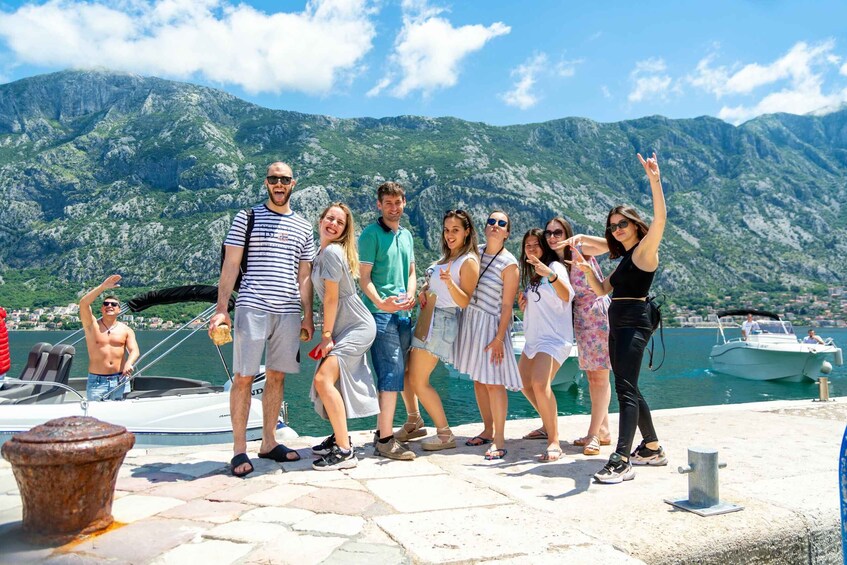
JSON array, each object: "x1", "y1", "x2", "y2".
[
  {"x1": 102, "y1": 301, "x2": 120, "y2": 308},
  {"x1": 487, "y1": 218, "x2": 508, "y2": 227},
  {"x1": 607, "y1": 219, "x2": 630, "y2": 232},
  {"x1": 544, "y1": 229, "x2": 564, "y2": 239},
  {"x1": 266, "y1": 175, "x2": 293, "y2": 185}
]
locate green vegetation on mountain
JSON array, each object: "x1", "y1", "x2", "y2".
[{"x1": 0, "y1": 69, "x2": 845, "y2": 312}]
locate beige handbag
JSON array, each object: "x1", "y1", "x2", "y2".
[{"x1": 413, "y1": 291, "x2": 438, "y2": 342}]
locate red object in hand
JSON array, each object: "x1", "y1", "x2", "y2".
[{"x1": 308, "y1": 343, "x2": 323, "y2": 360}]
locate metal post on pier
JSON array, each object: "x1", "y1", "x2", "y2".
[{"x1": 665, "y1": 447, "x2": 743, "y2": 517}]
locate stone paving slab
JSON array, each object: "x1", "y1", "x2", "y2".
[
  {"x1": 238, "y1": 506, "x2": 315, "y2": 525},
  {"x1": 204, "y1": 520, "x2": 289, "y2": 543},
  {"x1": 366, "y1": 474, "x2": 513, "y2": 513},
  {"x1": 69, "y1": 518, "x2": 211, "y2": 563},
  {"x1": 151, "y1": 539, "x2": 253, "y2": 565},
  {"x1": 157, "y1": 499, "x2": 252, "y2": 523},
  {"x1": 291, "y1": 512, "x2": 365, "y2": 536},
  {"x1": 111, "y1": 495, "x2": 185, "y2": 523},
  {"x1": 242, "y1": 530, "x2": 346, "y2": 565}
]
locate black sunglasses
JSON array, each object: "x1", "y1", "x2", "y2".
[
  {"x1": 487, "y1": 218, "x2": 508, "y2": 227},
  {"x1": 102, "y1": 301, "x2": 120, "y2": 307},
  {"x1": 443, "y1": 209, "x2": 466, "y2": 218},
  {"x1": 544, "y1": 228, "x2": 565, "y2": 238},
  {"x1": 266, "y1": 175, "x2": 293, "y2": 185},
  {"x1": 607, "y1": 219, "x2": 630, "y2": 232}
]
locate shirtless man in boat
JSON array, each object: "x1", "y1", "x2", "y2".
[{"x1": 80, "y1": 274, "x2": 140, "y2": 401}]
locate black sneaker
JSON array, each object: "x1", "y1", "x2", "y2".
[
  {"x1": 312, "y1": 445, "x2": 358, "y2": 471},
  {"x1": 593, "y1": 452, "x2": 635, "y2": 484},
  {"x1": 311, "y1": 433, "x2": 336, "y2": 456},
  {"x1": 630, "y1": 440, "x2": 668, "y2": 466}
]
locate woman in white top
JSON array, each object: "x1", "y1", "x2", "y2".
[
  {"x1": 517, "y1": 228, "x2": 574, "y2": 461},
  {"x1": 409, "y1": 210, "x2": 480, "y2": 451},
  {"x1": 453, "y1": 210, "x2": 521, "y2": 460}
]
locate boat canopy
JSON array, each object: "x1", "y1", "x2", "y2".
[
  {"x1": 716, "y1": 309, "x2": 782, "y2": 320},
  {"x1": 125, "y1": 285, "x2": 235, "y2": 313}
]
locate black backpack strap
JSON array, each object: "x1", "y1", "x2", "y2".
[
  {"x1": 647, "y1": 310, "x2": 665, "y2": 371},
  {"x1": 240, "y1": 207, "x2": 256, "y2": 276}
]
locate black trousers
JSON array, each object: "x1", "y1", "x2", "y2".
[{"x1": 608, "y1": 300, "x2": 658, "y2": 457}]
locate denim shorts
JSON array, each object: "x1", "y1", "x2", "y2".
[
  {"x1": 411, "y1": 307, "x2": 459, "y2": 364},
  {"x1": 87, "y1": 372, "x2": 125, "y2": 401},
  {"x1": 370, "y1": 313, "x2": 412, "y2": 392}
]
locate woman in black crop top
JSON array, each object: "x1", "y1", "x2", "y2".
[{"x1": 574, "y1": 152, "x2": 667, "y2": 484}]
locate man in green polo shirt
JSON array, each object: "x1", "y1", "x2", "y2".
[{"x1": 359, "y1": 182, "x2": 423, "y2": 460}]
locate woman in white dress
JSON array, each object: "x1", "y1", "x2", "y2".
[
  {"x1": 517, "y1": 228, "x2": 575, "y2": 461},
  {"x1": 453, "y1": 210, "x2": 521, "y2": 460},
  {"x1": 408, "y1": 210, "x2": 480, "y2": 451}
]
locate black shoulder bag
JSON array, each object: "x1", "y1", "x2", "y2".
[
  {"x1": 646, "y1": 293, "x2": 665, "y2": 371},
  {"x1": 219, "y1": 208, "x2": 256, "y2": 292}
]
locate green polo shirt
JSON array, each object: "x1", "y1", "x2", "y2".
[{"x1": 358, "y1": 219, "x2": 415, "y2": 314}]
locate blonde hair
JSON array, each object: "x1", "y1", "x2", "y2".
[{"x1": 319, "y1": 202, "x2": 360, "y2": 279}]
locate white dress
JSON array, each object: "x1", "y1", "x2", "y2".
[{"x1": 522, "y1": 261, "x2": 575, "y2": 365}]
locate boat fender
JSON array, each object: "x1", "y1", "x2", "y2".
[
  {"x1": 835, "y1": 348, "x2": 843, "y2": 367},
  {"x1": 821, "y1": 361, "x2": 833, "y2": 375}
]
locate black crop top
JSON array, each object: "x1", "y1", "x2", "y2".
[{"x1": 609, "y1": 244, "x2": 655, "y2": 298}]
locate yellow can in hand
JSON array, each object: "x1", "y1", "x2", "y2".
[{"x1": 210, "y1": 324, "x2": 233, "y2": 346}]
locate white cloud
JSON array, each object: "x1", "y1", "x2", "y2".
[
  {"x1": 0, "y1": 0, "x2": 377, "y2": 94},
  {"x1": 601, "y1": 85, "x2": 611, "y2": 99},
  {"x1": 689, "y1": 40, "x2": 847, "y2": 123},
  {"x1": 500, "y1": 54, "x2": 581, "y2": 110},
  {"x1": 841, "y1": 61, "x2": 847, "y2": 76},
  {"x1": 501, "y1": 53, "x2": 547, "y2": 109},
  {"x1": 371, "y1": 0, "x2": 509, "y2": 98},
  {"x1": 628, "y1": 57, "x2": 675, "y2": 103}
]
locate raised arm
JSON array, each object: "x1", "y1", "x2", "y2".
[
  {"x1": 556, "y1": 234, "x2": 609, "y2": 257},
  {"x1": 632, "y1": 152, "x2": 666, "y2": 272},
  {"x1": 80, "y1": 274, "x2": 121, "y2": 330}
]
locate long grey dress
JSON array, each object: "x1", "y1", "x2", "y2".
[{"x1": 309, "y1": 243, "x2": 379, "y2": 419}]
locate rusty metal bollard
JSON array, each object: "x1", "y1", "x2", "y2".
[{"x1": 1, "y1": 416, "x2": 135, "y2": 544}]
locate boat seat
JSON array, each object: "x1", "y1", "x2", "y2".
[
  {"x1": 0, "y1": 342, "x2": 53, "y2": 400},
  {"x1": 13, "y1": 344, "x2": 75, "y2": 405}
]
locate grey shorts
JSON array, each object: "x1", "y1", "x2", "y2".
[
  {"x1": 411, "y1": 307, "x2": 459, "y2": 364},
  {"x1": 233, "y1": 307, "x2": 301, "y2": 377}
]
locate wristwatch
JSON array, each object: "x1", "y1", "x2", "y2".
[{"x1": 322, "y1": 330, "x2": 332, "y2": 339}]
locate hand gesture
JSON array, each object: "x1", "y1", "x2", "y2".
[
  {"x1": 484, "y1": 337, "x2": 505, "y2": 365},
  {"x1": 571, "y1": 245, "x2": 592, "y2": 274},
  {"x1": 439, "y1": 262, "x2": 454, "y2": 288},
  {"x1": 526, "y1": 254, "x2": 552, "y2": 278},
  {"x1": 638, "y1": 152, "x2": 660, "y2": 183},
  {"x1": 102, "y1": 274, "x2": 122, "y2": 289}
]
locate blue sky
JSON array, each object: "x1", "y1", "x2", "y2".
[{"x1": 0, "y1": 0, "x2": 846, "y2": 125}]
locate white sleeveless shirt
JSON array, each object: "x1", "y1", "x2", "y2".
[{"x1": 427, "y1": 252, "x2": 478, "y2": 309}]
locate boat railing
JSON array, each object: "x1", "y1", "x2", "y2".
[{"x1": 0, "y1": 378, "x2": 88, "y2": 411}]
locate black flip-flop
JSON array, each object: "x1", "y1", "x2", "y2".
[
  {"x1": 230, "y1": 453, "x2": 254, "y2": 477},
  {"x1": 258, "y1": 444, "x2": 301, "y2": 462},
  {"x1": 464, "y1": 435, "x2": 493, "y2": 447}
]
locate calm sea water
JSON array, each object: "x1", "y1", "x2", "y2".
[{"x1": 7, "y1": 327, "x2": 846, "y2": 437}]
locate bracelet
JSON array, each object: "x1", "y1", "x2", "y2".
[
  {"x1": 494, "y1": 336, "x2": 504, "y2": 343},
  {"x1": 548, "y1": 273, "x2": 559, "y2": 283}
]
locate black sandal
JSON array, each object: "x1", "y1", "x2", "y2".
[{"x1": 230, "y1": 453, "x2": 254, "y2": 477}]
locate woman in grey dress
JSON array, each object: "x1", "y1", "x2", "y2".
[{"x1": 310, "y1": 202, "x2": 379, "y2": 471}]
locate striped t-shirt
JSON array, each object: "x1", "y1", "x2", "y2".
[{"x1": 224, "y1": 205, "x2": 315, "y2": 314}]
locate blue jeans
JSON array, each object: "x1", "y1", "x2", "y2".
[
  {"x1": 370, "y1": 313, "x2": 412, "y2": 392},
  {"x1": 87, "y1": 373, "x2": 126, "y2": 401}
]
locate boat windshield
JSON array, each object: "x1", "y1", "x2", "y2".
[{"x1": 754, "y1": 320, "x2": 794, "y2": 335}]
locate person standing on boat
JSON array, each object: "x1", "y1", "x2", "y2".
[
  {"x1": 409, "y1": 210, "x2": 480, "y2": 452},
  {"x1": 574, "y1": 152, "x2": 668, "y2": 484},
  {"x1": 309, "y1": 203, "x2": 379, "y2": 470},
  {"x1": 354, "y1": 181, "x2": 419, "y2": 461},
  {"x1": 210, "y1": 161, "x2": 315, "y2": 478},
  {"x1": 516, "y1": 229, "x2": 574, "y2": 462},
  {"x1": 453, "y1": 210, "x2": 521, "y2": 461},
  {"x1": 546, "y1": 218, "x2": 613, "y2": 457},
  {"x1": 0, "y1": 306, "x2": 9, "y2": 388},
  {"x1": 741, "y1": 314, "x2": 760, "y2": 341},
  {"x1": 79, "y1": 275, "x2": 140, "y2": 401}
]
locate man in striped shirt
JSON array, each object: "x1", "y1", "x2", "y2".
[{"x1": 210, "y1": 161, "x2": 315, "y2": 477}]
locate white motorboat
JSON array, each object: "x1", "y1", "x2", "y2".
[
  {"x1": 0, "y1": 285, "x2": 296, "y2": 447},
  {"x1": 447, "y1": 318, "x2": 582, "y2": 390},
  {"x1": 709, "y1": 309, "x2": 843, "y2": 382}
]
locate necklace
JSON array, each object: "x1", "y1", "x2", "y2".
[{"x1": 100, "y1": 319, "x2": 119, "y2": 335}]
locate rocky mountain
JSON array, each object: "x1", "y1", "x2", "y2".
[{"x1": 1, "y1": 69, "x2": 845, "y2": 308}]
